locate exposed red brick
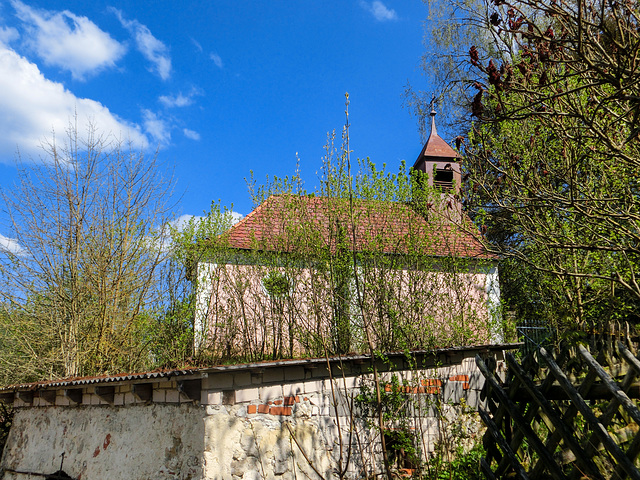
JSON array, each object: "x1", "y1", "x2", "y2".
[
  {"x1": 463, "y1": 382, "x2": 470, "y2": 390},
  {"x1": 93, "y1": 446, "x2": 101, "y2": 458},
  {"x1": 274, "y1": 400, "x2": 283, "y2": 405},
  {"x1": 270, "y1": 406, "x2": 292, "y2": 416},
  {"x1": 449, "y1": 375, "x2": 469, "y2": 382},
  {"x1": 257, "y1": 404, "x2": 270, "y2": 414},
  {"x1": 283, "y1": 396, "x2": 296, "y2": 406},
  {"x1": 247, "y1": 405, "x2": 257, "y2": 414},
  {"x1": 303, "y1": 397, "x2": 309, "y2": 402},
  {"x1": 422, "y1": 379, "x2": 442, "y2": 386},
  {"x1": 426, "y1": 387, "x2": 440, "y2": 394},
  {"x1": 384, "y1": 384, "x2": 392, "y2": 392}
]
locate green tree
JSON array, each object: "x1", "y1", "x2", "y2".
[
  {"x1": 0, "y1": 120, "x2": 176, "y2": 382},
  {"x1": 448, "y1": 0, "x2": 640, "y2": 330}
]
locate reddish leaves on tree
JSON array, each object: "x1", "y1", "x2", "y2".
[
  {"x1": 509, "y1": 16, "x2": 524, "y2": 30},
  {"x1": 470, "y1": 45, "x2": 479, "y2": 66},
  {"x1": 487, "y1": 60, "x2": 502, "y2": 88},
  {"x1": 472, "y1": 91, "x2": 484, "y2": 117}
]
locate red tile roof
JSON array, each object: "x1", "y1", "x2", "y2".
[{"x1": 221, "y1": 195, "x2": 494, "y2": 260}]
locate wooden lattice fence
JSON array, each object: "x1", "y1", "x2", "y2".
[{"x1": 478, "y1": 322, "x2": 640, "y2": 479}]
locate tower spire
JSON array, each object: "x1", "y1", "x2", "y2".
[
  {"x1": 429, "y1": 94, "x2": 437, "y2": 137},
  {"x1": 413, "y1": 94, "x2": 461, "y2": 193}
]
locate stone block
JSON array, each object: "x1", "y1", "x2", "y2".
[
  {"x1": 118, "y1": 384, "x2": 131, "y2": 394},
  {"x1": 262, "y1": 368, "x2": 284, "y2": 383},
  {"x1": 465, "y1": 389, "x2": 479, "y2": 408},
  {"x1": 443, "y1": 382, "x2": 464, "y2": 404},
  {"x1": 202, "y1": 391, "x2": 221, "y2": 405},
  {"x1": 235, "y1": 387, "x2": 258, "y2": 403},
  {"x1": 56, "y1": 395, "x2": 70, "y2": 407},
  {"x1": 468, "y1": 372, "x2": 484, "y2": 391},
  {"x1": 259, "y1": 385, "x2": 282, "y2": 402},
  {"x1": 124, "y1": 392, "x2": 136, "y2": 405},
  {"x1": 303, "y1": 380, "x2": 323, "y2": 394},
  {"x1": 282, "y1": 383, "x2": 302, "y2": 397},
  {"x1": 322, "y1": 379, "x2": 336, "y2": 392},
  {"x1": 234, "y1": 372, "x2": 251, "y2": 387},
  {"x1": 153, "y1": 389, "x2": 166, "y2": 403},
  {"x1": 166, "y1": 390, "x2": 180, "y2": 403},
  {"x1": 283, "y1": 366, "x2": 305, "y2": 381},
  {"x1": 338, "y1": 376, "x2": 358, "y2": 389},
  {"x1": 114, "y1": 393, "x2": 125, "y2": 406}
]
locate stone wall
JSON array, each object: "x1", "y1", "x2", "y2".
[{"x1": 0, "y1": 345, "x2": 512, "y2": 480}]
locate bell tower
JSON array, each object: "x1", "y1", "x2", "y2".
[{"x1": 412, "y1": 105, "x2": 461, "y2": 194}]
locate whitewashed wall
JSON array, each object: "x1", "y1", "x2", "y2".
[{"x1": 0, "y1": 347, "x2": 511, "y2": 480}]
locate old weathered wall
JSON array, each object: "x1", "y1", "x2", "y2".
[{"x1": 0, "y1": 347, "x2": 510, "y2": 480}]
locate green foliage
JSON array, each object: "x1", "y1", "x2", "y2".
[
  {"x1": 423, "y1": 443, "x2": 484, "y2": 480},
  {"x1": 262, "y1": 271, "x2": 291, "y2": 298},
  {"x1": 0, "y1": 402, "x2": 12, "y2": 456},
  {"x1": 357, "y1": 373, "x2": 422, "y2": 470},
  {"x1": 0, "y1": 122, "x2": 177, "y2": 381}
]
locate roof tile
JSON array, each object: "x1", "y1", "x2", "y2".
[{"x1": 223, "y1": 195, "x2": 494, "y2": 259}]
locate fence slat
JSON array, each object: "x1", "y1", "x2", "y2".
[
  {"x1": 476, "y1": 355, "x2": 568, "y2": 480},
  {"x1": 478, "y1": 407, "x2": 530, "y2": 480},
  {"x1": 505, "y1": 353, "x2": 605, "y2": 480},
  {"x1": 538, "y1": 347, "x2": 640, "y2": 480}
]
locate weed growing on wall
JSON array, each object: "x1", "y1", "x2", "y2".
[{"x1": 0, "y1": 402, "x2": 13, "y2": 457}]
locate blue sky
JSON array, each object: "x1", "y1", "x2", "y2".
[{"x1": 0, "y1": 0, "x2": 439, "y2": 241}]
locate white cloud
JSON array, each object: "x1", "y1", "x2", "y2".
[
  {"x1": 158, "y1": 87, "x2": 202, "y2": 108},
  {"x1": 0, "y1": 46, "x2": 148, "y2": 160},
  {"x1": 230, "y1": 212, "x2": 243, "y2": 224},
  {"x1": 142, "y1": 109, "x2": 170, "y2": 145},
  {"x1": 360, "y1": 1, "x2": 398, "y2": 22},
  {"x1": 111, "y1": 8, "x2": 171, "y2": 80},
  {"x1": 183, "y1": 129, "x2": 200, "y2": 141},
  {"x1": 0, "y1": 233, "x2": 24, "y2": 255},
  {"x1": 209, "y1": 52, "x2": 223, "y2": 69},
  {"x1": 159, "y1": 92, "x2": 193, "y2": 108},
  {"x1": 191, "y1": 37, "x2": 203, "y2": 53},
  {"x1": 12, "y1": 1, "x2": 125, "y2": 80},
  {"x1": 0, "y1": 26, "x2": 18, "y2": 45}
]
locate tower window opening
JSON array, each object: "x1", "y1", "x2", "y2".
[{"x1": 434, "y1": 168, "x2": 454, "y2": 191}]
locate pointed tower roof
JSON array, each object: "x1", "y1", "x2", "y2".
[{"x1": 413, "y1": 106, "x2": 460, "y2": 169}]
